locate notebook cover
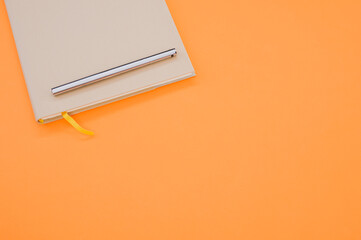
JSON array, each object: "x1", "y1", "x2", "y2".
[{"x1": 4, "y1": 0, "x2": 195, "y2": 123}]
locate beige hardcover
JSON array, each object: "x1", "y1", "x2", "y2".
[{"x1": 5, "y1": 0, "x2": 195, "y2": 123}]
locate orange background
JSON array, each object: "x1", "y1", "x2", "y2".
[{"x1": 1, "y1": 0, "x2": 361, "y2": 239}]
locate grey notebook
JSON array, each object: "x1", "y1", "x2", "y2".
[{"x1": 5, "y1": 0, "x2": 195, "y2": 123}]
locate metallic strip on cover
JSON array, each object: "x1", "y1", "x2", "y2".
[{"x1": 51, "y1": 48, "x2": 177, "y2": 96}]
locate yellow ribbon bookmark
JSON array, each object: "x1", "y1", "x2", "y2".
[{"x1": 62, "y1": 112, "x2": 94, "y2": 136}]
